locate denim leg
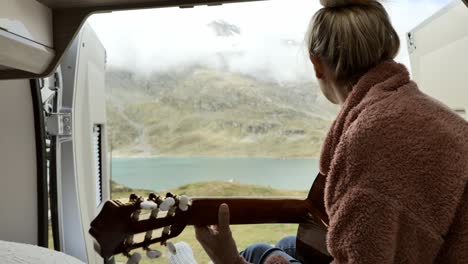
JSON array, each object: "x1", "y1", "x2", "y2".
[
  {"x1": 275, "y1": 236, "x2": 297, "y2": 258},
  {"x1": 240, "y1": 238, "x2": 300, "y2": 264},
  {"x1": 240, "y1": 243, "x2": 275, "y2": 264}
]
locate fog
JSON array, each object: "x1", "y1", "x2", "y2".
[{"x1": 88, "y1": 0, "x2": 450, "y2": 83}]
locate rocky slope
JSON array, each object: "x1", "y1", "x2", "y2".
[{"x1": 105, "y1": 66, "x2": 337, "y2": 157}]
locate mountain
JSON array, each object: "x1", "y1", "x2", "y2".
[
  {"x1": 207, "y1": 20, "x2": 241, "y2": 37},
  {"x1": 105, "y1": 66, "x2": 337, "y2": 157}
]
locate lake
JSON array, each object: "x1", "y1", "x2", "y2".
[{"x1": 111, "y1": 157, "x2": 319, "y2": 192}]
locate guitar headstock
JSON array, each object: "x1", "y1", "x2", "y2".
[{"x1": 89, "y1": 192, "x2": 192, "y2": 262}]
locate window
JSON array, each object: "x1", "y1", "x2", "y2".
[
  {"x1": 92, "y1": 1, "x2": 338, "y2": 199},
  {"x1": 88, "y1": 0, "x2": 450, "y2": 262}
]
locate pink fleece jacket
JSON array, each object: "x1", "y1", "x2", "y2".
[{"x1": 263, "y1": 61, "x2": 468, "y2": 264}]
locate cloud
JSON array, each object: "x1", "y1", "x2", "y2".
[{"x1": 88, "y1": 0, "x2": 450, "y2": 81}]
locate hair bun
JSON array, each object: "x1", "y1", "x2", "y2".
[{"x1": 320, "y1": 0, "x2": 373, "y2": 8}]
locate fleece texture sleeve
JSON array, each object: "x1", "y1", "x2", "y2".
[{"x1": 325, "y1": 104, "x2": 467, "y2": 264}]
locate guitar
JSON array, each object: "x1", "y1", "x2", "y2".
[{"x1": 89, "y1": 173, "x2": 332, "y2": 263}]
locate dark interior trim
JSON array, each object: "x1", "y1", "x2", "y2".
[
  {"x1": 49, "y1": 72, "x2": 61, "y2": 251},
  {"x1": 29, "y1": 79, "x2": 49, "y2": 248},
  {"x1": 463, "y1": 0, "x2": 468, "y2": 8},
  {"x1": 49, "y1": 135, "x2": 61, "y2": 250}
]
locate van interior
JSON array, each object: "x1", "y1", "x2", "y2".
[{"x1": 0, "y1": 0, "x2": 466, "y2": 263}]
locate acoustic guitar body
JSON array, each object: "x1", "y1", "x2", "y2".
[{"x1": 295, "y1": 173, "x2": 333, "y2": 263}]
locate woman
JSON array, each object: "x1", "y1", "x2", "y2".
[{"x1": 195, "y1": 0, "x2": 468, "y2": 263}]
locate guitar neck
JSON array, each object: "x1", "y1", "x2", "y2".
[
  {"x1": 187, "y1": 197, "x2": 315, "y2": 226},
  {"x1": 89, "y1": 174, "x2": 330, "y2": 260}
]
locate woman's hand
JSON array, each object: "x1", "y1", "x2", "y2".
[{"x1": 195, "y1": 204, "x2": 245, "y2": 264}]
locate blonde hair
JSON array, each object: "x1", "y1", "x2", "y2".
[{"x1": 307, "y1": 0, "x2": 400, "y2": 87}]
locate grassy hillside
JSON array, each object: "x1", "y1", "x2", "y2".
[
  {"x1": 111, "y1": 181, "x2": 307, "y2": 264},
  {"x1": 105, "y1": 66, "x2": 337, "y2": 158},
  {"x1": 112, "y1": 180, "x2": 308, "y2": 198}
]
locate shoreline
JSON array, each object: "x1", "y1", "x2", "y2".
[{"x1": 111, "y1": 154, "x2": 320, "y2": 160}]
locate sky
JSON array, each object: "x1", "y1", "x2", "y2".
[{"x1": 88, "y1": 0, "x2": 451, "y2": 82}]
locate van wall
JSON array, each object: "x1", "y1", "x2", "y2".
[{"x1": 0, "y1": 80, "x2": 38, "y2": 244}]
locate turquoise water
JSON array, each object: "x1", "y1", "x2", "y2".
[{"x1": 111, "y1": 157, "x2": 319, "y2": 192}]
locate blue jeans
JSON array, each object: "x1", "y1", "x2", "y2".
[{"x1": 240, "y1": 236, "x2": 300, "y2": 264}]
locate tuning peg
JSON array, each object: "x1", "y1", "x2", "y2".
[
  {"x1": 150, "y1": 207, "x2": 160, "y2": 219},
  {"x1": 179, "y1": 195, "x2": 189, "y2": 203},
  {"x1": 126, "y1": 252, "x2": 142, "y2": 264},
  {"x1": 178, "y1": 195, "x2": 190, "y2": 211},
  {"x1": 179, "y1": 204, "x2": 189, "y2": 211},
  {"x1": 167, "y1": 241, "x2": 177, "y2": 255},
  {"x1": 131, "y1": 208, "x2": 142, "y2": 221},
  {"x1": 140, "y1": 200, "x2": 158, "y2": 210},
  {"x1": 146, "y1": 248, "x2": 162, "y2": 259},
  {"x1": 162, "y1": 226, "x2": 170, "y2": 235},
  {"x1": 160, "y1": 197, "x2": 175, "y2": 211},
  {"x1": 129, "y1": 194, "x2": 139, "y2": 202}
]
